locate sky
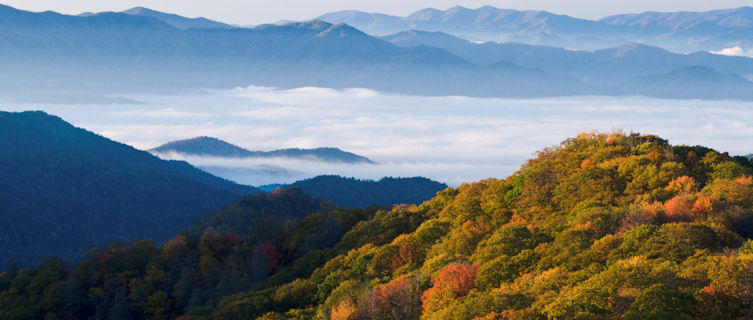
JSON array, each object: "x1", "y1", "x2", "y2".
[{"x1": 2, "y1": 0, "x2": 752, "y2": 25}]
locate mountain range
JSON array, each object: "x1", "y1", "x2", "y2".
[
  {"x1": 0, "y1": 4, "x2": 590, "y2": 100},
  {"x1": 319, "y1": 6, "x2": 753, "y2": 53},
  {"x1": 2, "y1": 4, "x2": 753, "y2": 101},
  {"x1": 80, "y1": 7, "x2": 233, "y2": 29},
  {"x1": 0, "y1": 111, "x2": 258, "y2": 268},
  {"x1": 150, "y1": 137, "x2": 375, "y2": 163},
  {"x1": 381, "y1": 30, "x2": 753, "y2": 96}
]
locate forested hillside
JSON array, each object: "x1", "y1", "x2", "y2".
[
  {"x1": 0, "y1": 111, "x2": 258, "y2": 268},
  {"x1": 3, "y1": 132, "x2": 753, "y2": 319},
  {"x1": 288, "y1": 176, "x2": 448, "y2": 208}
]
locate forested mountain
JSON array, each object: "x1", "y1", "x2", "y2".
[
  {"x1": 287, "y1": 175, "x2": 448, "y2": 208},
  {"x1": 321, "y1": 6, "x2": 753, "y2": 52},
  {"x1": 0, "y1": 111, "x2": 258, "y2": 268},
  {"x1": 151, "y1": 137, "x2": 375, "y2": 163},
  {"x1": 5, "y1": 132, "x2": 753, "y2": 319}
]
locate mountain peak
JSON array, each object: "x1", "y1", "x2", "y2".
[
  {"x1": 151, "y1": 136, "x2": 375, "y2": 164},
  {"x1": 282, "y1": 19, "x2": 333, "y2": 31},
  {"x1": 407, "y1": 8, "x2": 443, "y2": 20},
  {"x1": 315, "y1": 22, "x2": 366, "y2": 38},
  {"x1": 122, "y1": 7, "x2": 150, "y2": 15},
  {"x1": 119, "y1": 6, "x2": 232, "y2": 29}
]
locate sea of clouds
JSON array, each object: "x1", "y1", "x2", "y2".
[{"x1": 3, "y1": 86, "x2": 753, "y2": 186}]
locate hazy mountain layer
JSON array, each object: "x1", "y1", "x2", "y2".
[
  {"x1": 2, "y1": 4, "x2": 752, "y2": 101},
  {"x1": 0, "y1": 4, "x2": 590, "y2": 100},
  {"x1": 321, "y1": 6, "x2": 753, "y2": 52},
  {"x1": 382, "y1": 30, "x2": 753, "y2": 99}
]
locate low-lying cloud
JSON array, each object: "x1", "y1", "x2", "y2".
[
  {"x1": 711, "y1": 46, "x2": 753, "y2": 58},
  {"x1": 152, "y1": 152, "x2": 520, "y2": 187},
  {"x1": 2, "y1": 86, "x2": 753, "y2": 186}
]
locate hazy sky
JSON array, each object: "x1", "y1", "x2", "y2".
[{"x1": 3, "y1": 0, "x2": 752, "y2": 25}]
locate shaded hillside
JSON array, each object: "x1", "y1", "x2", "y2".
[
  {"x1": 0, "y1": 188, "x2": 378, "y2": 319},
  {"x1": 151, "y1": 137, "x2": 375, "y2": 163},
  {"x1": 7, "y1": 132, "x2": 753, "y2": 319},
  {"x1": 0, "y1": 111, "x2": 258, "y2": 268},
  {"x1": 183, "y1": 188, "x2": 326, "y2": 238},
  {"x1": 288, "y1": 175, "x2": 448, "y2": 208}
]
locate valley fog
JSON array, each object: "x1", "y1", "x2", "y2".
[{"x1": 4, "y1": 86, "x2": 753, "y2": 186}]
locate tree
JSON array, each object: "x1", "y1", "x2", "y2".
[
  {"x1": 422, "y1": 264, "x2": 478, "y2": 316},
  {"x1": 624, "y1": 284, "x2": 698, "y2": 320},
  {"x1": 373, "y1": 275, "x2": 422, "y2": 319}
]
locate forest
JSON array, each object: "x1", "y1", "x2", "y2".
[
  {"x1": 288, "y1": 176, "x2": 448, "y2": 208},
  {"x1": 2, "y1": 132, "x2": 753, "y2": 319}
]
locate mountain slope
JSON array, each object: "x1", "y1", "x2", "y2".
[
  {"x1": 150, "y1": 137, "x2": 375, "y2": 163},
  {"x1": 0, "y1": 111, "x2": 258, "y2": 268},
  {"x1": 5, "y1": 132, "x2": 753, "y2": 319}
]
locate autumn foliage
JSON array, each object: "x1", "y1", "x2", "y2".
[
  {"x1": 4, "y1": 132, "x2": 753, "y2": 320},
  {"x1": 422, "y1": 264, "x2": 479, "y2": 315}
]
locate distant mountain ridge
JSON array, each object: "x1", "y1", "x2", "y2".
[
  {"x1": 319, "y1": 6, "x2": 753, "y2": 52},
  {"x1": 79, "y1": 7, "x2": 233, "y2": 29},
  {"x1": 1, "y1": 4, "x2": 752, "y2": 100},
  {"x1": 0, "y1": 4, "x2": 592, "y2": 100},
  {"x1": 150, "y1": 136, "x2": 376, "y2": 164},
  {"x1": 381, "y1": 30, "x2": 753, "y2": 99},
  {"x1": 0, "y1": 111, "x2": 259, "y2": 268},
  {"x1": 120, "y1": 7, "x2": 233, "y2": 29}
]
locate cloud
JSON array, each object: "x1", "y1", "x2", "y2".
[
  {"x1": 710, "y1": 46, "x2": 753, "y2": 57},
  {"x1": 114, "y1": 108, "x2": 215, "y2": 119},
  {"x1": 5, "y1": 86, "x2": 753, "y2": 186},
  {"x1": 151, "y1": 152, "x2": 521, "y2": 186}
]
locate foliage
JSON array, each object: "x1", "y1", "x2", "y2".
[
  {"x1": 289, "y1": 175, "x2": 448, "y2": 208},
  {"x1": 4, "y1": 132, "x2": 753, "y2": 319}
]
